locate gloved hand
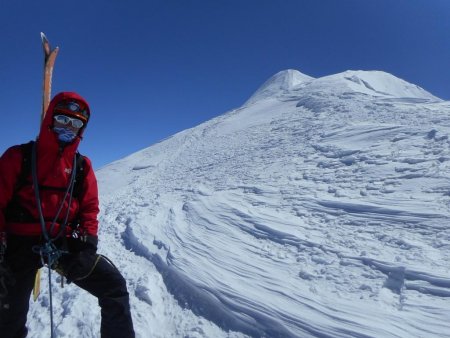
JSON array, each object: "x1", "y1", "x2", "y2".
[
  {"x1": 67, "y1": 233, "x2": 98, "y2": 254},
  {"x1": 81, "y1": 235, "x2": 98, "y2": 254},
  {"x1": 57, "y1": 235, "x2": 99, "y2": 283}
]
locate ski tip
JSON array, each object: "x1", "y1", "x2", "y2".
[
  {"x1": 41, "y1": 32, "x2": 51, "y2": 57},
  {"x1": 41, "y1": 32, "x2": 59, "y2": 56},
  {"x1": 40, "y1": 32, "x2": 48, "y2": 43}
]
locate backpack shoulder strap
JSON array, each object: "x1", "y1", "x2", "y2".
[
  {"x1": 72, "y1": 152, "x2": 86, "y2": 198},
  {"x1": 6, "y1": 141, "x2": 35, "y2": 222},
  {"x1": 15, "y1": 141, "x2": 35, "y2": 192}
]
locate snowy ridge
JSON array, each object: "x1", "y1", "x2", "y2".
[
  {"x1": 27, "y1": 69, "x2": 450, "y2": 338},
  {"x1": 308, "y1": 70, "x2": 441, "y2": 101},
  {"x1": 247, "y1": 69, "x2": 441, "y2": 106}
]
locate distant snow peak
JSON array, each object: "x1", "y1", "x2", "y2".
[
  {"x1": 247, "y1": 69, "x2": 441, "y2": 105},
  {"x1": 245, "y1": 69, "x2": 314, "y2": 105},
  {"x1": 264, "y1": 69, "x2": 314, "y2": 90},
  {"x1": 322, "y1": 70, "x2": 440, "y2": 100}
]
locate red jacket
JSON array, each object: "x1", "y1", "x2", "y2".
[{"x1": 0, "y1": 92, "x2": 99, "y2": 237}]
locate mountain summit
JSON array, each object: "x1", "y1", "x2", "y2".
[
  {"x1": 247, "y1": 69, "x2": 441, "y2": 105},
  {"x1": 245, "y1": 69, "x2": 314, "y2": 104},
  {"x1": 307, "y1": 70, "x2": 440, "y2": 100}
]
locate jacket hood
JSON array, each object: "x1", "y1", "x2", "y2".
[{"x1": 38, "y1": 92, "x2": 91, "y2": 155}]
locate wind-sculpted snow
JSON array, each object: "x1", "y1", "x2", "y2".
[
  {"x1": 121, "y1": 220, "x2": 298, "y2": 338},
  {"x1": 27, "y1": 70, "x2": 450, "y2": 337}
]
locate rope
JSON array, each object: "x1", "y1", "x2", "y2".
[
  {"x1": 0, "y1": 233, "x2": 12, "y2": 310},
  {"x1": 0, "y1": 275, "x2": 8, "y2": 311},
  {"x1": 0, "y1": 277, "x2": 7, "y2": 299},
  {"x1": 31, "y1": 142, "x2": 77, "y2": 338}
]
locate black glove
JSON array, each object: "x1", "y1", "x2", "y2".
[
  {"x1": 57, "y1": 235, "x2": 99, "y2": 283},
  {"x1": 67, "y1": 233, "x2": 98, "y2": 254},
  {"x1": 82, "y1": 235, "x2": 98, "y2": 254}
]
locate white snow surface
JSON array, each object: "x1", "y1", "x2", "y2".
[
  {"x1": 245, "y1": 69, "x2": 314, "y2": 104},
  {"x1": 27, "y1": 69, "x2": 450, "y2": 338}
]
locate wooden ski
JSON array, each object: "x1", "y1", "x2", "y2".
[
  {"x1": 40, "y1": 32, "x2": 59, "y2": 124},
  {"x1": 33, "y1": 269, "x2": 41, "y2": 301},
  {"x1": 34, "y1": 33, "x2": 59, "y2": 301}
]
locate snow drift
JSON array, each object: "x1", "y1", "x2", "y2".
[{"x1": 27, "y1": 69, "x2": 450, "y2": 338}]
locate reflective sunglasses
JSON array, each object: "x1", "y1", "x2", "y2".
[{"x1": 53, "y1": 115, "x2": 84, "y2": 128}]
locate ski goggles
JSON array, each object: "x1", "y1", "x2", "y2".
[{"x1": 53, "y1": 115, "x2": 84, "y2": 128}]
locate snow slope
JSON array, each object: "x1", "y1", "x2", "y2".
[{"x1": 27, "y1": 70, "x2": 450, "y2": 338}]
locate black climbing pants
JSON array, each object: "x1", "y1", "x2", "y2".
[{"x1": 0, "y1": 235, "x2": 135, "y2": 338}]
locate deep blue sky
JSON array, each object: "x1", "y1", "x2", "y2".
[{"x1": 1, "y1": 0, "x2": 449, "y2": 168}]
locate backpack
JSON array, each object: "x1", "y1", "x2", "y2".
[{"x1": 5, "y1": 141, "x2": 86, "y2": 223}]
